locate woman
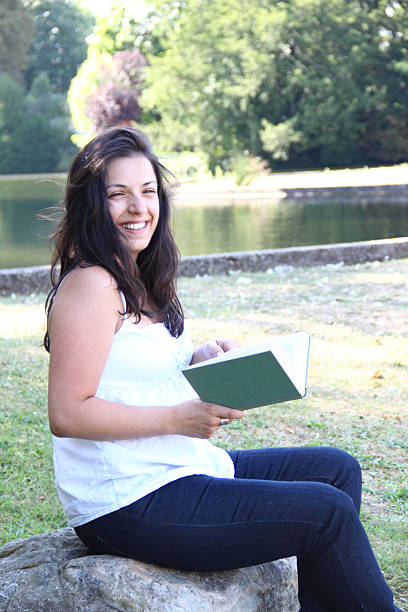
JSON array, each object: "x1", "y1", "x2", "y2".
[{"x1": 45, "y1": 126, "x2": 401, "y2": 611}]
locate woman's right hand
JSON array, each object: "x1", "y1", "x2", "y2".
[{"x1": 169, "y1": 399, "x2": 245, "y2": 439}]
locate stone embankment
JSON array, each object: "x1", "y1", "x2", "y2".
[
  {"x1": 0, "y1": 237, "x2": 407, "y2": 296},
  {"x1": 0, "y1": 529, "x2": 298, "y2": 611}
]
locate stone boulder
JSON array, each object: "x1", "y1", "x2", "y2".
[{"x1": 0, "y1": 528, "x2": 299, "y2": 611}]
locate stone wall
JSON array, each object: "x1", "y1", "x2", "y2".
[
  {"x1": 282, "y1": 184, "x2": 408, "y2": 201},
  {"x1": 0, "y1": 237, "x2": 407, "y2": 296},
  {"x1": 178, "y1": 237, "x2": 408, "y2": 278}
]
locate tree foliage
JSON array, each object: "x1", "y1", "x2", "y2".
[
  {"x1": 24, "y1": 0, "x2": 94, "y2": 93},
  {"x1": 141, "y1": 0, "x2": 408, "y2": 170},
  {"x1": 0, "y1": 1, "x2": 93, "y2": 173},
  {"x1": 68, "y1": 2, "x2": 150, "y2": 147},
  {"x1": 0, "y1": 0, "x2": 34, "y2": 81},
  {"x1": 86, "y1": 50, "x2": 146, "y2": 131},
  {"x1": 89, "y1": 1, "x2": 146, "y2": 55},
  {"x1": 69, "y1": 48, "x2": 146, "y2": 147},
  {"x1": 0, "y1": 72, "x2": 72, "y2": 173}
]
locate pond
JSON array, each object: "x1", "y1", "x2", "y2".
[{"x1": 1, "y1": 176, "x2": 408, "y2": 269}]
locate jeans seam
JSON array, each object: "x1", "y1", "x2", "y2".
[{"x1": 115, "y1": 514, "x2": 332, "y2": 531}]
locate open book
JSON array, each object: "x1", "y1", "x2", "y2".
[{"x1": 182, "y1": 332, "x2": 310, "y2": 410}]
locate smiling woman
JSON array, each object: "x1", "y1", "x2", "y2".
[
  {"x1": 41, "y1": 125, "x2": 402, "y2": 612},
  {"x1": 106, "y1": 156, "x2": 160, "y2": 259},
  {"x1": 44, "y1": 126, "x2": 184, "y2": 350}
]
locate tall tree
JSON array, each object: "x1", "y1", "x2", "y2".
[
  {"x1": 90, "y1": 1, "x2": 146, "y2": 55},
  {"x1": 142, "y1": 0, "x2": 408, "y2": 169},
  {"x1": 0, "y1": 71, "x2": 72, "y2": 173},
  {"x1": 142, "y1": 0, "x2": 286, "y2": 170},
  {"x1": 86, "y1": 50, "x2": 146, "y2": 131},
  {"x1": 68, "y1": 1, "x2": 151, "y2": 146},
  {"x1": 25, "y1": 0, "x2": 94, "y2": 92},
  {"x1": 68, "y1": 49, "x2": 146, "y2": 147},
  {"x1": 0, "y1": 0, "x2": 34, "y2": 81}
]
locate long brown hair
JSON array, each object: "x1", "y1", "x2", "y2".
[{"x1": 44, "y1": 126, "x2": 183, "y2": 352}]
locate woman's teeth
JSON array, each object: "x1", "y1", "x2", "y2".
[{"x1": 122, "y1": 222, "x2": 146, "y2": 230}]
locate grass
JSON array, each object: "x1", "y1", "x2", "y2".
[{"x1": 1, "y1": 258, "x2": 407, "y2": 609}]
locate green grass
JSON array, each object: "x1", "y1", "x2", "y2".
[{"x1": 1, "y1": 259, "x2": 407, "y2": 609}]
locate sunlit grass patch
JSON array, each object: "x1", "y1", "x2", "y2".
[{"x1": 0, "y1": 293, "x2": 46, "y2": 339}]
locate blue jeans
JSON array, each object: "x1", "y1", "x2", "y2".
[{"x1": 75, "y1": 446, "x2": 400, "y2": 611}]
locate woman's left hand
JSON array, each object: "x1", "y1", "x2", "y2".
[{"x1": 190, "y1": 338, "x2": 239, "y2": 365}]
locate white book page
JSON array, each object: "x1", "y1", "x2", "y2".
[
  {"x1": 186, "y1": 332, "x2": 310, "y2": 394},
  {"x1": 276, "y1": 332, "x2": 310, "y2": 394}
]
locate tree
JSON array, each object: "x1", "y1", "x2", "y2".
[
  {"x1": 0, "y1": 73, "x2": 25, "y2": 135},
  {"x1": 24, "y1": 0, "x2": 94, "y2": 92},
  {"x1": 142, "y1": 0, "x2": 286, "y2": 170},
  {"x1": 89, "y1": 0, "x2": 147, "y2": 55},
  {"x1": 69, "y1": 49, "x2": 146, "y2": 147},
  {"x1": 0, "y1": 0, "x2": 34, "y2": 81},
  {"x1": 0, "y1": 71, "x2": 73, "y2": 173},
  {"x1": 141, "y1": 0, "x2": 408, "y2": 169},
  {"x1": 86, "y1": 50, "x2": 146, "y2": 131},
  {"x1": 270, "y1": 0, "x2": 408, "y2": 166}
]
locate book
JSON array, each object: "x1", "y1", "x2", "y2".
[{"x1": 182, "y1": 332, "x2": 310, "y2": 410}]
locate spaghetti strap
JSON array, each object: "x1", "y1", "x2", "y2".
[
  {"x1": 119, "y1": 291, "x2": 127, "y2": 312},
  {"x1": 58, "y1": 271, "x2": 72, "y2": 289}
]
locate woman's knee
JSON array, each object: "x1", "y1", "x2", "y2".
[
  {"x1": 313, "y1": 484, "x2": 360, "y2": 548},
  {"x1": 334, "y1": 447, "x2": 361, "y2": 480},
  {"x1": 321, "y1": 447, "x2": 362, "y2": 498}
]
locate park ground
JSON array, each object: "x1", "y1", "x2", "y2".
[
  {"x1": 175, "y1": 162, "x2": 408, "y2": 199},
  {"x1": 0, "y1": 256, "x2": 407, "y2": 609}
]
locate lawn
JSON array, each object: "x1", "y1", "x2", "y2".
[{"x1": 1, "y1": 257, "x2": 407, "y2": 609}]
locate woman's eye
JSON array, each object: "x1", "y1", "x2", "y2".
[{"x1": 108, "y1": 192, "x2": 124, "y2": 198}]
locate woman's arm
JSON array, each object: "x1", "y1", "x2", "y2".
[{"x1": 47, "y1": 267, "x2": 243, "y2": 441}]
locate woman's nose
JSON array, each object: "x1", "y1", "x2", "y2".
[{"x1": 127, "y1": 193, "x2": 146, "y2": 212}]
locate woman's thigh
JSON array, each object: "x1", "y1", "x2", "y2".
[
  {"x1": 76, "y1": 469, "x2": 358, "y2": 572},
  {"x1": 229, "y1": 446, "x2": 362, "y2": 512}
]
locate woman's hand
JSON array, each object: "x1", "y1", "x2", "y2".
[
  {"x1": 169, "y1": 398, "x2": 244, "y2": 439},
  {"x1": 190, "y1": 338, "x2": 239, "y2": 365}
]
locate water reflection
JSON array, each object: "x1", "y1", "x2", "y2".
[
  {"x1": 0, "y1": 178, "x2": 64, "y2": 268},
  {"x1": 173, "y1": 198, "x2": 408, "y2": 255},
  {"x1": 0, "y1": 177, "x2": 408, "y2": 268}
]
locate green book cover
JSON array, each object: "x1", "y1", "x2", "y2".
[{"x1": 182, "y1": 332, "x2": 310, "y2": 411}]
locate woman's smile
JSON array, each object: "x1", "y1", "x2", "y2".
[{"x1": 121, "y1": 221, "x2": 148, "y2": 231}]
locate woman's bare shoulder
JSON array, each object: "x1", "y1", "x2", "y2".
[
  {"x1": 54, "y1": 265, "x2": 118, "y2": 300},
  {"x1": 50, "y1": 266, "x2": 121, "y2": 318},
  {"x1": 64, "y1": 265, "x2": 118, "y2": 291}
]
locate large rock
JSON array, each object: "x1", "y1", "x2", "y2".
[{"x1": 0, "y1": 529, "x2": 298, "y2": 611}]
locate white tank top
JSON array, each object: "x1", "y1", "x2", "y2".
[{"x1": 52, "y1": 293, "x2": 234, "y2": 527}]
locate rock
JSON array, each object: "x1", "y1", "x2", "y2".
[{"x1": 0, "y1": 529, "x2": 299, "y2": 611}]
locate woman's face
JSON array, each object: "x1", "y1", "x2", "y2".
[{"x1": 105, "y1": 155, "x2": 160, "y2": 259}]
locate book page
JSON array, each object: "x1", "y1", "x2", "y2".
[
  {"x1": 186, "y1": 332, "x2": 310, "y2": 395},
  {"x1": 276, "y1": 333, "x2": 310, "y2": 393}
]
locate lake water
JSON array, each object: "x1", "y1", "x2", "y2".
[{"x1": 1, "y1": 177, "x2": 408, "y2": 269}]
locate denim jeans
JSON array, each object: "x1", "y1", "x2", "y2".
[{"x1": 75, "y1": 446, "x2": 400, "y2": 611}]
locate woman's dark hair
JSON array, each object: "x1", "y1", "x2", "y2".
[{"x1": 44, "y1": 125, "x2": 183, "y2": 352}]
